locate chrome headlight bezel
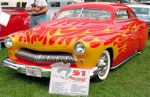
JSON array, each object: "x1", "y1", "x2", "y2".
[
  {"x1": 4, "y1": 37, "x2": 13, "y2": 48},
  {"x1": 74, "y1": 42, "x2": 86, "y2": 55}
]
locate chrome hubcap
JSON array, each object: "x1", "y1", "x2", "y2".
[{"x1": 97, "y1": 53, "x2": 108, "y2": 76}]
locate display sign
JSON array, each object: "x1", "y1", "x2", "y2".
[{"x1": 49, "y1": 62, "x2": 90, "y2": 96}]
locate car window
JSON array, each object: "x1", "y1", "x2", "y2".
[
  {"x1": 81, "y1": 9, "x2": 110, "y2": 20},
  {"x1": 130, "y1": 11, "x2": 136, "y2": 19},
  {"x1": 115, "y1": 10, "x2": 129, "y2": 21},
  {"x1": 56, "y1": 8, "x2": 111, "y2": 20},
  {"x1": 56, "y1": 8, "x2": 82, "y2": 19}
]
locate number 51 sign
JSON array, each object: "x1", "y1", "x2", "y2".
[{"x1": 49, "y1": 66, "x2": 90, "y2": 96}]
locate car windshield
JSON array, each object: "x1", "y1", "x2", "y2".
[
  {"x1": 131, "y1": 7, "x2": 149, "y2": 15},
  {"x1": 56, "y1": 8, "x2": 111, "y2": 20}
]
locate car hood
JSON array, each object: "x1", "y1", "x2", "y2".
[{"x1": 10, "y1": 18, "x2": 119, "y2": 48}]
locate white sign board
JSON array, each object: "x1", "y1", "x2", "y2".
[{"x1": 49, "y1": 62, "x2": 90, "y2": 96}]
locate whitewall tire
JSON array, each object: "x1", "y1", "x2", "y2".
[{"x1": 93, "y1": 50, "x2": 111, "y2": 81}]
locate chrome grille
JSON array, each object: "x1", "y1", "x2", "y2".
[{"x1": 15, "y1": 48, "x2": 77, "y2": 63}]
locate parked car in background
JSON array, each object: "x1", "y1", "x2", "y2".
[
  {"x1": 0, "y1": 0, "x2": 27, "y2": 9},
  {"x1": 0, "y1": 9, "x2": 29, "y2": 43},
  {"x1": 2, "y1": 2, "x2": 148, "y2": 81},
  {"x1": 140, "y1": 0, "x2": 150, "y2": 5},
  {"x1": 128, "y1": 4, "x2": 150, "y2": 29},
  {"x1": 46, "y1": 0, "x2": 84, "y2": 20}
]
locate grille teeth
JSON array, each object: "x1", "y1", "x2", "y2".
[{"x1": 15, "y1": 48, "x2": 77, "y2": 63}]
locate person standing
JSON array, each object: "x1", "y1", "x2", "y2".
[{"x1": 25, "y1": 0, "x2": 48, "y2": 28}]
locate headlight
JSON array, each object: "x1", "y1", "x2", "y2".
[
  {"x1": 4, "y1": 37, "x2": 13, "y2": 48},
  {"x1": 74, "y1": 42, "x2": 85, "y2": 54}
]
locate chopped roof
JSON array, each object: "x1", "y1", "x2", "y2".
[{"x1": 61, "y1": 2, "x2": 129, "y2": 11}]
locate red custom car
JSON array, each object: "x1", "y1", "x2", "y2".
[
  {"x1": 2, "y1": 2, "x2": 148, "y2": 81},
  {"x1": 0, "y1": 9, "x2": 29, "y2": 41}
]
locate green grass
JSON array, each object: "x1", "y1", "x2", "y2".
[{"x1": 0, "y1": 40, "x2": 150, "y2": 97}]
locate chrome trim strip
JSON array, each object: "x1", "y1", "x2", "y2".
[
  {"x1": 2, "y1": 58, "x2": 51, "y2": 72},
  {"x1": 110, "y1": 51, "x2": 141, "y2": 69}
]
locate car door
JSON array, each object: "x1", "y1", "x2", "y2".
[
  {"x1": 130, "y1": 10, "x2": 148, "y2": 51},
  {"x1": 113, "y1": 9, "x2": 139, "y2": 63},
  {"x1": 128, "y1": 10, "x2": 141, "y2": 50}
]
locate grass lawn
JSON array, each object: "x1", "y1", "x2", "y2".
[{"x1": 0, "y1": 40, "x2": 150, "y2": 97}]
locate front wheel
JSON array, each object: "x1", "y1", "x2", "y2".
[{"x1": 93, "y1": 50, "x2": 111, "y2": 81}]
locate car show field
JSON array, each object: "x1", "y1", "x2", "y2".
[
  {"x1": 0, "y1": 1, "x2": 150, "y2": 97},
  {"x1": 0, "y1": 40, "x2": 150, "y2": 97}
]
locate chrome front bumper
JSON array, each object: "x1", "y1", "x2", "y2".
[
  {"x1": 1, "y1": 58, "x2": 99, "y2": 78},
  {"x1": 2, "y1": 58, "x2": 52, "y2": 77}
]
